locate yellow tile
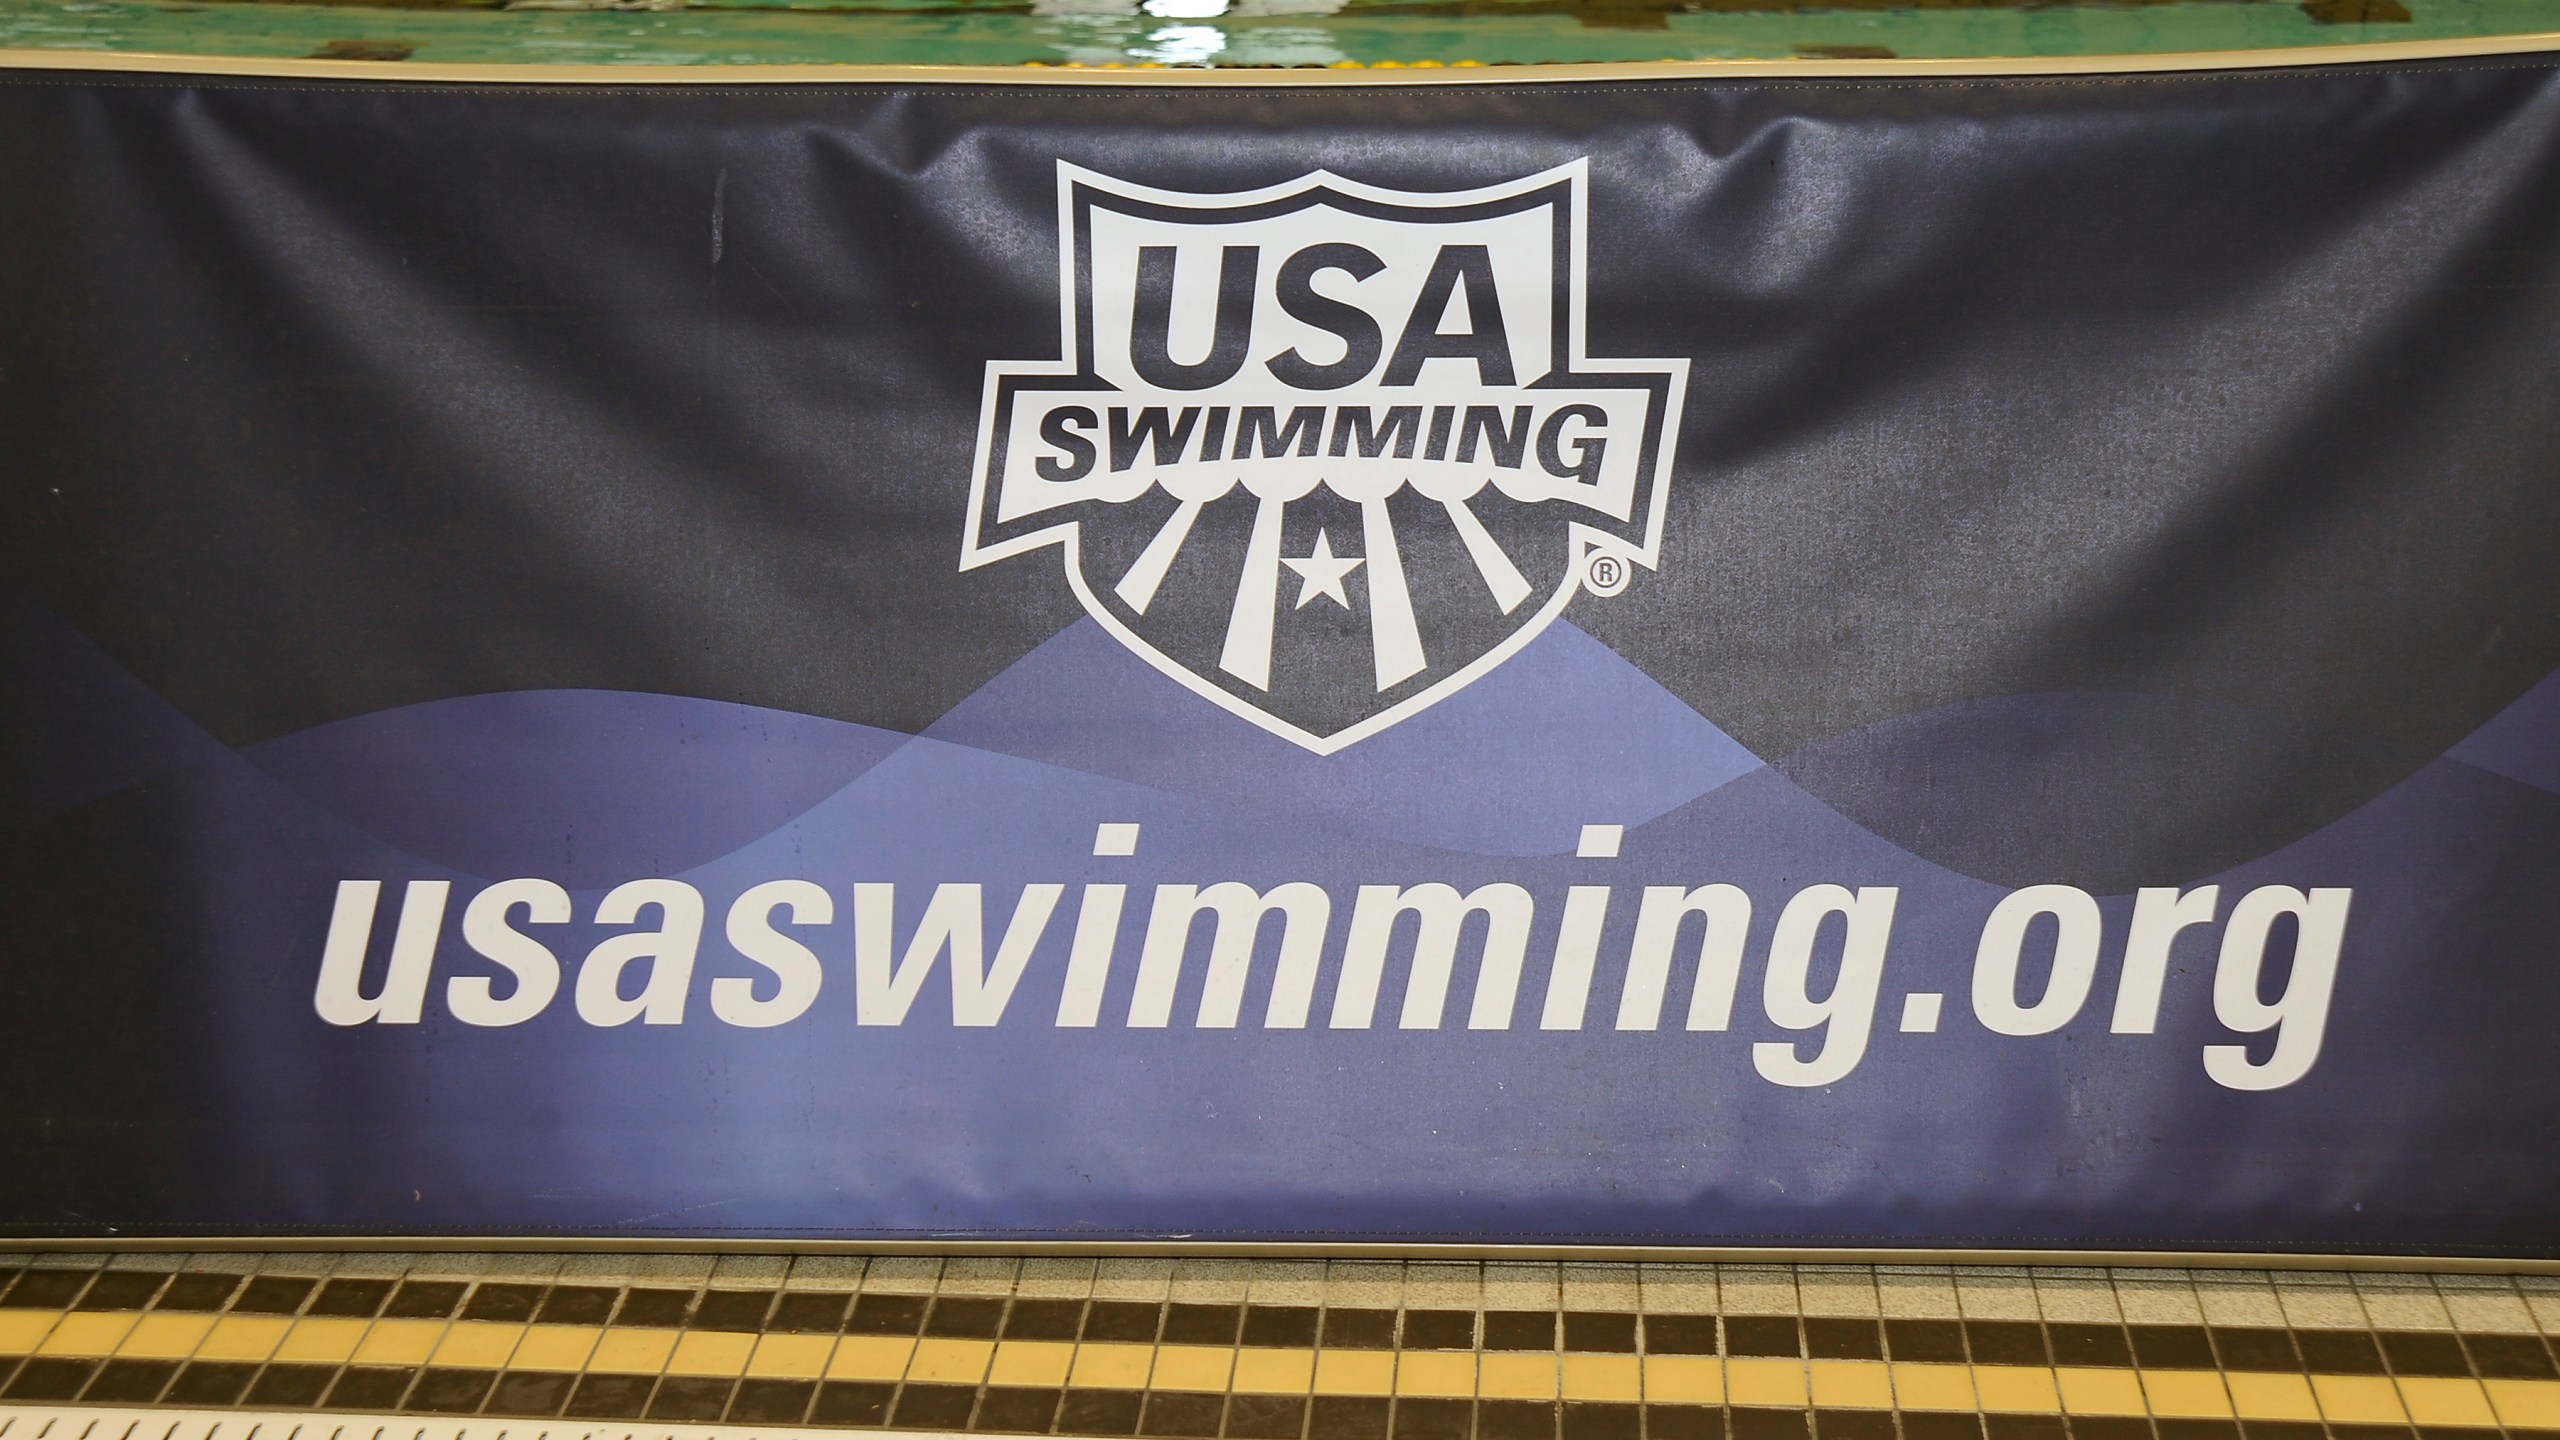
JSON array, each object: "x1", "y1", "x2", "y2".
[
  {"x1": 352, "y1": 1319, "x2": 447, "y2": 1366},
  {"x1": 192, "y1": 1315, "x2": 290, "y2": 1362},
  {"x1": 2224, "y1": 1372, "x2": 2319, "y2": 1422},
  {"x1": 1889, "y1": 1362, "x2": 1978, "y2": 1412},
  {"x1": 512, "y1": 1325, "x2": 603, "y2": 1373},
  {"x1": 1561, "y1": 1354, "x2": 1639, "y2": 1403},
  {"x1": 1400, "y1": 1351, "x2": 1477, "y2": 1398},
  {"x1": 591, "y1": 1327, "x2": 682, "y2": 1375},
  {"x1": 0, "y1": 1311, "x2": 62, "y2": 1352},
  {"x1": 1479, "y1": 1353, "x2": 1557, "y2": 1400},
  {"x1": 1643, "y1": 1356, "x2": 1721, "y2": 1406},
  {"x1": 1070, "y1": 1341, "x2": 1157, "y2": 1390},
  {"x1": 1726, "y1": 1358, "x2": 1809, "y2": 1408},
  {"x1": 2055, "y1": 1367, "x2": 2147, "y2": 1417},
  {"x1": 2395, "y1": 1376, "x2": 2497, "y2": 1428},
  {"x1": 115, "y1": 1313, "x2": 215, "y2": 1361},
  {"x1": 2312, "y1": 1374, "x2": 2407, "y2": 1426},
  {"x1": 1973, "y1": 1366, "x2": 2062, "y2": 1414},
  {"x1": 666, "y1": 1329, "x2": 759, "y2": 1377},
  {"x1": 1155, "y1": 1345, "x2": 1237, "y2": 1393},
  {"x1": 432, "y1": 1321, "x2": 525, "y2": 1369},
  {"x1": 2486, "y1": 1378, "x2": 2560, "y2": 1430},
  {"x1": 908, "y1": 1337, "x2": 996, "y2": 1385},
  {"x1": 1808, "y1": 1361, "x2": 1894, "y2": 1411},
  {"x1": 273, "y1": 1318, "x2": 370, "y2": 1365},
  {"x1": 1232, "y1": 1349, "x2": 1315, "y2": 1395},
  {"x1": 2141, "y1": 1370, "x2": 2234, "y2": 1419},
  {"x1": 1314, "y1": 1349, "x2": 1396, "y2": 1396},
  {"x1": 825, "y1": 1334, "x2": 914, "y2": 1382},
  {"x1": 748, "y1": 1333, "x2": 837, "y2": 1380},
  {"x1": 37, "y1": 1312, "x2": 139, "y2": 1356}
]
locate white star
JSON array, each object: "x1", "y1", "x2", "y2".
[{"x1": 1282, "y1": 529, "x2": 1364, "y2": 610}]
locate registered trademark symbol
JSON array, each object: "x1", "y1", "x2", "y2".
[{"x1": 1583, "y1": 551, "x2": 1631, "y2": 597}]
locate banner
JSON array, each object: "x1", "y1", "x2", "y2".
[{"x1": 4, "y1": 54, "x2": 2559, "y2": 1254}]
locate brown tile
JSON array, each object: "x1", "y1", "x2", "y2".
[
  {"x1": 1900, "y1": 1415, "x2": 1985, "y2": 1440},
  {"x1": 537, "y1": 1284, "x2": 622, "y2": 1326},
  {"x1": 0, "y1": 1269, "x2": 19, "y2": 1301},
  {"x1": 1087, "y1": 1301, "x2": 1166, "y2": 1343},
  {"x1": 383, "y1": 1279, "x2": 466, "y2": 1319},
  {"x1": 1642, "y1": 1315, "x2": 1719, "y2": 1356},
  {"x1": 1008, "y1": 1298, "x2": 1087, "y2": 1340},
  {"x1": 650, "y1": 1375, "x2": 739, "y2": 1421},
  {"x1": 1146, "y1": 1391, "x2": 1231, "y2": 1437},
  {"x1": 80, "y1": 1358, "x2": 177, "y2": 1404},
  {"x1": 411, "y1": 1366, "x2": 499, "y2": 1413},
  {"x1": 616, "y1": 1285, "x2": 698, "y2": 1328},
  {"x1": 1886, "y1": 1318, "x2": 1970, "y2": 1364},
  {"x1": 851, "y1": 1291, "x2": 932, "y2": 1335},
  {"x1": 1814, "y1": 1411, "x2": 1895, "y2": 1440},
  {"x1": 2324, "y1": 1427, "x2": 2417, "y2": 1440},
  {"x1": 1401, "y1": 1310, "x2": 1475, "y2": 1351},
  {"x1": 462, "y1": 1282, "x2": 547, "y2": 1323},
  {"x1": 2208, "y1": 1329, "x2": 2299, "y2": 1372},
  {"x1": 2413, "y1": 1427, "x2": 2482, "y2": 1440},
  {"x1": 692, "y1": 1288, "x2": 778, "y2": 1333},
  {"x1": 1307, "y1": 1395, "x2": 1393, "y2": 1440},
  {"x1": 1164, "y1": 1303, "x2": 1244, "y2": 1345},
  {"x1": 1729, "y1": 1410, "x2": 1809, "y2": 1440},
  {"x1": 306, "y1": 1277, "x2": 394, "y2": 1318},
  {"x1": 1723, "y1": 1317, "x2": 1802, "y2": 1358},
  {"x1": 2377, "y1": 1331, "x2": 2470, "y2": 1377},
  {"x1": 1244, "y1": 1304, "x2": 1322, "y2": 1348},
  {"x1": 75, "y1": 1271, "x2": 169, "y2": 1311},
  {"x1": 2068, "y1": 1419, "x2": 2154, "y2": 1440},
  {"x1": 1565, "y1": 1313, "x2": 1639, "y2": 1354},
  {"x1": 249, "y1": 1362, "x2": 339, "y2": 1406},
  {"x1": 1984, "y1": 1417, "x2": 2066, "y2": 1440},
  {"x1": 2, "y1": 1271, "x2": 93, "y2": 1309},
  {"x1": 155, "y1": 1273, "x2": 245, "y2": 1313},
  {"x1": 565, "y1": 1372, "x2": 660, "y2": 1419},
  {"x1": 0, "y1": 1358, "x2": 20, "y2": 1393},
  {"x1": 927, "y1": 1295, "x2": 1008, "y2": 1338},
  {"x1": 2045, "y1": 1324, "x2": 2131, "y2": 1368},
  {"x1": 1227, "y1": 1392, "x2": 1311, "y2": 1440},
  {"x1": 1803, "y1": 1318, "x2": 1881, "y2": 1360},
  {"x1": 1560, "y1": 1401, "x2": 1638, "y2": 1440},
  {"x1": 325, "y1": 1367, "x2": 418, "y2": 1409},
  {"x1": 232, "y1": 1275, "x2": 317, "y2": 1315},
  {"x1": 4, "y1": 1358, "x2": 99, "y2": 1400},
  {"x1": 978, "y1": 1385, "x2": 1065, "y2": 1434},
  {"x1": 1485, "y1": 1310, "x2": 1559, "y2": 1351},
  {"x1": 1323, "y1": 1308, "x2": 1400, "y2": 1350},
  {"x1": 164, "y1": 1361, "x2": 258, "y2": 1406},
  {"x1": 2127, "y1": 1326, "x2": 2215, "y2": 1370},
  {"x1": 1394, "y1": 1397, "x2": 1473, "y2": 1440},
  {"x1": 2152, "y1": 1423, "x2": 2243, "y2": 1440},
  {"x1": 898, "y1": 1381, "x2": 985, "y2": 1429},
  {"x1": 730, "y1": 1377, "x2": 820, "y2": 1425},
  {"x1": 1479, "y1": 1399, "x2": 1558, "y2": 1440},
  {"x1": 488, "y1": 1370, "x2": 578, "y2": 1416},
  {"x1": 811, "y1": 1379, "x2": 898, "y2": 1426},
  {"x1": 1965, "y1": 1321, "x2": 2049, "y2": 1366},
  {"x1": 2237, "y1": 1423, "x2": 2323, "y2": 1440},
  {"x1": 1061, "y1": 1388, "x2": 1149, "y2": 1436},
  {"x1": 2294, "y1": 1330, "x2": 2386, "y2": 1375},
  {"x1": 2463, "y1": 1331, "x2": 2557, "y2": 1379},
  {"x1": 762, "y1": 1290, "x2": 849, "y2": 1334},
  {"x1": 1644, "y1": 1405, "x2": 1722, "y2": 1440}
]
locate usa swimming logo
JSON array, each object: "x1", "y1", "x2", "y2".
[{"x1": 962, "y1": 160, "x2": 1688, "y2": 753}]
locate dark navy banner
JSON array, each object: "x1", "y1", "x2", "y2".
[{"x1": 3, "y1": 57, "x2": 2559, "y2": 1253}]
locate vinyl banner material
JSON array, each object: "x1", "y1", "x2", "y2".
[{"x1": 4, "y1": 56, "x2": 2560, "y2": 1254}]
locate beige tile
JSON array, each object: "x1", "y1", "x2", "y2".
[
  {"x1": 1639, "y1": 1265, "x2": 1718, "y2": 1315},
  {"x1": 1954, "y1": 1273, "x2": 2039, "y2": 1321},
  {"x1": 2032, "y1": 1274, "x2": 2122, "y2": 1325},
  {"x1": 559, "y1": 1252, "x2": 702, "y2": 1283},
  {"x1": 2192, "y1": 1277, "x2": 2285, "y2": 1328},
  {"x1": 1875, "y1": 1268, "x2": 1960, "y2": 1320},
  {"x1": 456, "y1": 1253, "x2": 559, "y2": 1281},
  {"x1": 2274, "y1": 1283, "x2": 2367, "y2": 1331},
  {"x1": 1795, "y1": 1268, "x2": 1879, "y2": 1318},
  {"x1": 940, "y1": 1258, "x2": 1022, "y2": 1296},
  {"x1": 1169, "y1": 1259, "x2": 1253, "y2": 1303},
  {"x1": 2526, "y1": 1292, "x2": 2560, "y2": 1335},
  {"x1": 1325, "y1": 1262, "x2": 1404, "y2": 1308},
  {"x1": 861, "y1": 1256, "x2": 944, "y2": 1294},
  {"x1": 2112, "y1": 1273, "x2": 2204, "y2": 1325},
  {"x1": 18, "y1": 1253, "x2": 106, "y2": 1271},
  {"x1": 252, "y1": 1253, "x2": 341, "y2": 1277},
  {"x1": 2438, "y1": 1286, "x2": 2536, "y2": 1334},
  {"x1": 1716, "y1": 1266, "x2": 1797, "y2": 1315},
  {"x1": 1016, "y1": 1258, "x2": 1097, "y2": 1299},
  {"x1": 712, "y1": 1254, "x2": 791, "y2": 1286},
  {"x1": 325, "y1": 1253, "x2": 414, "y2": 1278},
  {"x1": 2356, "y1": 1284, "x2": 2452, "y2": 1332},
  {"x1": 1483, "y1": 1263, "x2": 1560, "y2": 1311},
  {"x1": 784, "y1": 1256, "x2": 870, "y2": 1291},
  {"x1": 1091, "y1": 1259, "x2": 1175, "y2": 1302},
  {"x1": 102, "y1": 1253, "x2": 186, "y2": 1272},
  {"x1": 1247, "y1": 1260, "x2": 1329, "y2": 1306},
  {"x1": 1560, "y1": 1264, "x2": 1639, "y2": 1312},
  {"x1": 178, "y1": 1253, "x2": 263, "y2": 1274}
]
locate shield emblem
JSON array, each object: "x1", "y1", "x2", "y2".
[{"x1": 963, "y1": 160, "x2": 1688, "y2": 754}]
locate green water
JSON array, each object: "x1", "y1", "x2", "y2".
[{"x1": 1, "y1": 0, "x2": 2556, "y2": 72}]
